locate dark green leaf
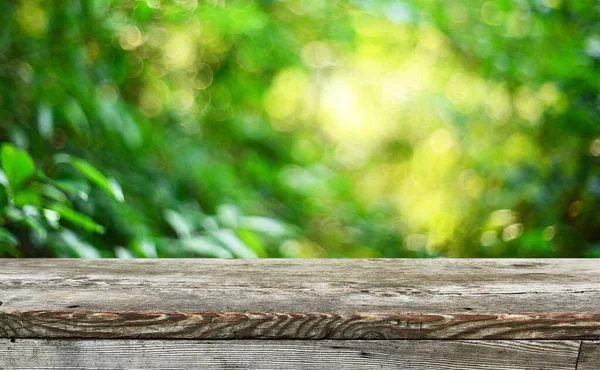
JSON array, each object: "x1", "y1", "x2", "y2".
[
  {"x1": 22, "y1": 213, "x2": 47, "y2": 240},
  {"x1": 0, "y1": 184, "x2": 8, "y2": 210},
  {"x1": 0, "y1": 227, "x2": 17, "y2": 246}
]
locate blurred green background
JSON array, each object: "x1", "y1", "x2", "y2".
[{"x1": 1, "y1": 0, "x2": 599, "y2": 258}]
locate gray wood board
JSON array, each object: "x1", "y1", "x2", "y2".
[
  {"x1": 1, "y1": 259, "x2": 600, "y2": 339},
  {"x1": 577, "y1": 341, "x2": 600, "y2": 370},
  {"x1": 0, "y1": 339, "x2": 582, "y2": 370}
]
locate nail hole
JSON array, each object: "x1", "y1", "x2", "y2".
[
  {"x1": 66, "y1": 305, "x2": 80, "y2": 308},
  {"x1": 0, "y1": 301, "x2": 3, "y2": 306},
  {"x1": 10, "y1": 338, "x2": 15, "y2": 343}
]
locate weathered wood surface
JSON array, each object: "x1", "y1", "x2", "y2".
[
  {"x1": 1, "y1": 259, "x2": 600, "y2": 339},
  {"x1": 0, "y1": 339, "x2": 582, "y2": 370},
  {"x1": 577, "y1": 341, "x2": 600, "y2": 370}
]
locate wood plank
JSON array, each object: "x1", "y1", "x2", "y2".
[
  {"x1": 577, "y1": 341, "x2": 600, "y2": 370},
  {"x1": 1, "y1": 259, "x2": 600, "y2": 339},
  {"x1": 0, "y1": 339, "x2": 581, "y2": 370}
]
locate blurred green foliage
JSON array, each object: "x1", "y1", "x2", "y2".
[{"x1": 1, "y1": 0, "x2": 599, "y2": 258}]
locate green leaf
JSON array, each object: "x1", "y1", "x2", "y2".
[
  {"x1": 4, "y1": 207, "x2": 23, "y2": 222},
  {"x1": 239, "y1": 216, "x2": 290, "y2": 237},
  {"x1": 47, "y1": 203, "x2": 105, "y2": 234},
  {"x1": 22, "y1": 213, "x2": 47, "y2": 240},
  {"x1": 210, "y1": 229, "x2": 258, "y2": 258},
  {"x1": 13, "y1": 185, "x2": 42, "y2": 208},
  {"x1": 0, "y1": 184, "x2": 8, "y2": 210},
  {"x1": 236, "y1": 228, "x2": 268, "y2": 258},
  {"x1": 131, "y1": 239, "x2": 158, "y2": 258},
  {"x1": 181, "y1": 236, "x2": 233, "y2": 258},
  {"x1": 37, "y1": 103, "x2": 53, "y2": 140},
  {"x1": 59, "y1": 230, "x2": 101, "y2": 258},
  {"x1": 114, "y1": 246, "x2": 134, "y2": 258},
  {"x1": 0, "y1": 227, "x2": 17, "y2": 246},
  {"x1": 41, "y1": 184, "x2": 68, "y2": 204},
  {"x1": 62, "y1": 99, "x2": 89, "y2": 134},
  {"x1": 54, "y1": 154, "x2": 124, "y2": 202},
  {"x1": 43, "y1": 208, "x2": 60, "y2": 229},
  {"x1": 0, "y1": 169, "x2": 8, "y2": 186},
  {"x1": 164, "y1": 209, "x2": 192, "y2": 238},
  {"x1": 52, "y1": 177, "x2": 91, "y2": 200},
  {"x1": 1, "y1": 143, "x2": 35, "y2": 188}
]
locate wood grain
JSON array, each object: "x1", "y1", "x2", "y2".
[
  {"x1": 0, "y1": 339, "x2": 581, "y2": 370},
  {"x1": 577, "y1": 341, "x2": 600, "y2": 370},
  {"x1": 1, "y1": 259, "x2": 600, "y2": 339}
]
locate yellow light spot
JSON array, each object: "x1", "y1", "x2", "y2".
[
  {"x1": 506, "y1": 11, "x2": 530, "y2": 38},
  {"x1": 480, "y1": 230, "x2": 497, "y2": 246},
  {"x1": 171, "y1": 89, "x2": 194, "y2": 113},
  {"x1": 302, "y1": 41, "x2": 335, "y2": 69},
  {"x1": 354, "y1": 14, "x2": 386, "y2": 37},
  {"x1": 297, "y1": 241, "x2": 327, "y2": 258},
  {"x1": 139, "y1": 89, "x2": 162, "y2": 117},
  {"x1": 119, "y1": 26, "x2": 144, "y2": 50},
  {"x1": 543, "y1": 226, "x2": 556, "y2": 241},
  {"x1": 590, "y1": 138, "x2": 600, "y2": 156},
  {"x1": 485, "y1": 84, "x2": 512, "y2": 122},
  {"x1": 16, "y1": 62, "x2": 34, "y2": 83},
  {"x1": 514, "y1": 86, "x2": 543, "y2": 122},
  {"x1": 448, "y1": 3, "x2": 468, "y2": 24},
  {"x1": 502, "y1": 223, "x2": 523, "y2": 241},
  {"x1": 139, "y1": 81, "x2": 169, "y2": 117},
  {"x1": 145, "y1": 0, "x2": 162, "y2": 9},
  {"x1": 537, "y1": 82, "x2": 559, "y2": 107},
  {"x1": 16, "y1": 2, "x2": 48, "y2": 38},
  {"x1": 429, "y1": 129, "x2": 454, "y2": 154},
  {"x1": 415, "y1": 26, "x2": 448, "y2": 65},
  {"x1": 446, "y1": 72, "x2": 475, "y2": 107},
  {"x1": 481, "y1": 2, "x2": 502, "y2": 26},
  {"x1": 321, "y1": 78, "x2": 361, "y2": 129},
  {"x1": 504, "y1": 134, "x2": 537, "y2": 163},
  {"x1": 193, "y1": 63, "x2": 214, "y2": 90},
  {"x1": 489, "y1": 209, "x2": 516, "y2": 227},
  {"x1": 164, "y1": 33, "x2": 194, "y2": 70},
  {"x1": 335, "y1": 142, "x2": 367, "y2": 169},
  {"x1": 542, "y1": 0, "x2": 562, "y2": 9},
  {"x1": 96, "y1": 83, "x2": 119, "y2": 103},
  {"x1": 263, "y1": 68, "x2": 308, "y2": 125},
  {"x1": 174, "y1": 0, "x2": 198, "y2": 10},
  {"x1": 279, "y1": 240, "x2": 302, "y2": 257},
  {"x1": 381, "y1": 71, "x2": 411, "y2": 108}
]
